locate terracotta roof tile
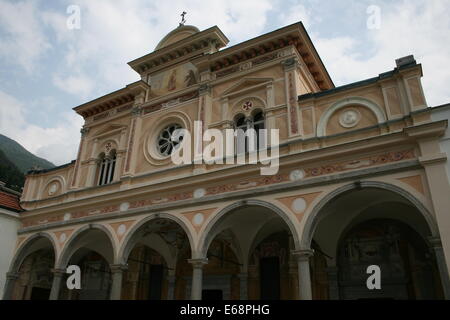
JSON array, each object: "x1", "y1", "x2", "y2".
[{"x1": 0, "y1": 190, "x2": 22, "y2": 212}]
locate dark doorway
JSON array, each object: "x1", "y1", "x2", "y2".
[
  {"x1": 30, "y1": 287, "x2": 51, "y2": 300},
  {"x1": 202, "y1": 290, "x2": 223, "y2": 300},
  {"x1": 337, "y1": 219, "x2": 443, "y2": 300},
  {"x1": 148, "y1": 264, "x2": 163, "y2": 300},
  {"x1": 260, "y1": 257, "x2": 280, "y2": 300}
]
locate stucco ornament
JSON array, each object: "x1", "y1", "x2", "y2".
[
  {"x1": 339, "y1": 108, "x2": 361, "y2": 128},
  {"x1": 193, "y1": 213, "x2": 204, "y2": 226},
  {"x1": 117, "y1": 224, "x2": 127, "y2": 236},
  {"x1": 242, "y1": 101, "x2": 253, "y2": 111},
  {"x1": 194, "y1": 188, "x2": 206, "y2": 199},
  {"x1": 290, "y1": 170, "x2": 305, "y2": 181},
  {"x1": 48, "y1": 182, "x2": 59, "y2": 196},
  {"x1": 120, "y1": 202, "x2": 130, "y2": 212},
  {"x1": 292, "y1": 198, "x2": 307, "y2": 214},
  {"x1": 105, "y1": 142, "x2": 113, "y2": 154},
  {"x1": 59, "y1": 233, "x2": 67, "y2": 244}
]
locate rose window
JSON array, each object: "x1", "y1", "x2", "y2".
[{"x1": 157, "y1": 124, "x2": 184, "y2": 156}]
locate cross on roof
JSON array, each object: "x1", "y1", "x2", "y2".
[{"x1": 179, "y1": 11, "x2": 187, "y2": 26}]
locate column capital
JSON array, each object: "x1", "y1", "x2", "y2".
[
  {"x1": 6, "y1": 272, "x2": 19, "y2": 280},
  {"x1": 80, "y1": 127, "x2": 90, "y2": 137},
  {"x1": 110, "y1": 264, "x2": 128, "y2": 273},
  {"x1": 188, "y1": 258, "x2": 208, "y2": 269},
  {"x1": 237, "y1": 272, "x2": 248, "y2": 280},
  {"x1": 51, "y1": 268, "x2": 66, "y2": 277},
  {"x1": 292, "y1": 249, "x2": 314, "y2": 261},
  {"x1": 282, "y1": 57, "x2": 300, "y2": 71},
  {"x1": 199, "y1": 84, "x2": 211, "y2": 96},
  {"x1": 428, "y1": 236, "x2": 443, "y2": 249},
  {"x1": 131, "y1": 106, "x2": 142, "y2": 117}
]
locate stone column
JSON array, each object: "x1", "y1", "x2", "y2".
[
  {"x1": 110, "y1": 264, "x2": 127, "y2": 300},
  {"x1": 238, "y1": 273, "x2": 248, "y2": 300},
  {"x1": 188, "y1": 259, "x2": 208, "y2": 300},
  {"x1": 49, "y1": 269, "x2": 65, "y2": 300},
  {"x1": 2, "y1": 272, "x2": 19, "y2": 300},
  {"x1": 415, "y1": 137, "x2": 450, "y2": 276},
  {"x1": 326, "y1": 266, "x2": 340, "y2": 300},
  {"x1": 429, "y1": 237, "x2": 450, "y2": 299},
  {"x1": 167, "y1": 275, "x2": 176, "y2": 300},
  {"x1": 292, "y1": 249, "x2": 314, "y2": 300}
]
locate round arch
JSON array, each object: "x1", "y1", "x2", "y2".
[
  {"x1": 56, "y1": 223, "x2": 117, "y2": 269},
  {"x1": 118, "y1": 212, "x2": 196, "y2": 265},
  {"x1": 316, "y1": 97, "x2": 387, "y2": 137},
  {"x1": 197, "y1": 199, "x2": 300, "y2": 259},
  {"x1": 300, "y1": 181, "x2": 440, "y2": 249},
  {"x1": 8, "y1": 232, "x2": 57, "y2": 273},
  {"x1": 246, "y1": 215, "x2": 292, "y2": 266},
  {"x1": 41, "y1": 176, "x2": 67, "y2": 199}
]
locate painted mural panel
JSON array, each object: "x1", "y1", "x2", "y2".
[{"x1": 149, "y1": 62, "x2": 198, "y2": 96}]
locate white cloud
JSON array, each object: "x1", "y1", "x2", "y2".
[
  {"x1": 313, "y1": 0, "x2": 450, "y2": 106},
  {"x1": 0, "y1": 0, "x2": 51, "y2": 73},
  {"x1": 41, "y1": 0, "x2": 274, "y2": 98},
  {"x1": 52, "y1": 73, "x2": 95, "y2": 98},
  {"x1": 277, "y1": 3, "x2": 313, "y2": 29},
  {"x1": 0, "y1": 90, "x2": 83, "y2": 165}
]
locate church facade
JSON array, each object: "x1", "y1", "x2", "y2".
[{"x1": 4, "y1": 22, "x2": 450, "y2": 300}]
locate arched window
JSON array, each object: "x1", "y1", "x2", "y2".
[
  {"x1": 97, "y1": 149, "x2": 116, "y2": 186},
  {"x1": 234, "y1": 110, "x2": 266, "y2": 153}
]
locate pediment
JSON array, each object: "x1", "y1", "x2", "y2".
[
  {"x1": 221, "y1": 77, "x2": 273, "y2": 98},
  {"x1": 92, "y1": 124, "x2": 127, "y2": 138}
]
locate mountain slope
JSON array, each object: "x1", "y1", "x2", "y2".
[
  {"x1": 0, "y1": 149, "x2": 25, "y2": 192},
  {"x1": 0, "y1": 134, "x2": 55, "y2": 173}
]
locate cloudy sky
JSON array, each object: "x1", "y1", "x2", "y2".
[{"x1": 0, "y1": 0, "x2": 449, "y2": 165}]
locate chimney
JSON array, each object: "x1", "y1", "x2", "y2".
[{"x1": 395, "y1": 55, "x2": 416, "y2": 68}]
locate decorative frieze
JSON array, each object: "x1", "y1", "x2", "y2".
[
  {"x1": 304, "y1": 150, "x2": 415, "y2": 178},
  {"x1": 20, "y1": 149, "x2": 416, "y2": 229},
  {"x1": 142, "y1": 90, "x2": 199, "y2": 115}
]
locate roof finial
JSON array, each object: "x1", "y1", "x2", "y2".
[{"x1": 179, "y1": 11, "x2": 187, "y2": 27}]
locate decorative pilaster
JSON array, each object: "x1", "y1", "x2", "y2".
[
  {"x1": 49, "y1": 269, "x2": 65, "y2": 300},
  {"x1": 265, "y1": 83, "x2": 276, "y2": 141},
  {"x1": 86, "y1": 138, "x2": 99, "y2": 187},
  {"x1": 114, "y1": 128, "x2": 128, "y2": 181},
  {"x1": 2, "y1": 272, "x2": 19, "y2": 300},
  {"x1": 194, "y1": 85, "x2": 210, "y2": 164},
  {"x1": 292, "y1": 249, "x2": 314, "y2": 300},
  {"x1": 428, "y1": 237, "x2": 450, "y2": 299},
  {"x1": 188, "y1": 258, "x2": 208, "y2": 300},
  {"x1": 415, "y1": 137, "x2": 450, "y2": 283},
  {"x1": 123, "y1": 106, "x2": 142, "y2": 177},
  {"x1": 110, "y1": 264, "x2": 127, "y2": 300},
  {"x1": 70, "y1": 127, "x2": 90, "y2": 189},
  {"x1": 282, "y1": 58, "x2": 301, "y2": 138}
]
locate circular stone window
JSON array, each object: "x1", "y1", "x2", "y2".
[
  {"x1": 339, "y1": 108, "x2": 361, "y2": 128},
  {"x1": 157, "y1": 124, "x2": 185, "y2": 157}
]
